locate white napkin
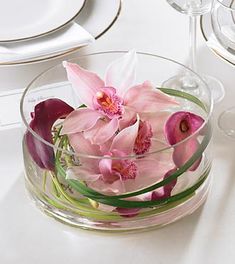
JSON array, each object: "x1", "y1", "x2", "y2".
[
  {"x1": 0, "y1": 23, "x2": 94, "y2": 63},
  {"x1": 206, "y1": 33, "x2": 235, "y2": 65}
]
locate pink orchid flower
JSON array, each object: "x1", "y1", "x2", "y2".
[
  {"x1": 164, "y1": 111, "x2": 204, "y2": 171},
  {"x1": 62, "y1": 50, "x2": 178, "y2": 145},
  {"x1": 66, "y1": 115, "x2": 174, "y2": 197}
]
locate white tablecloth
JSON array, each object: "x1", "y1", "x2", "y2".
[{"x1": 1, "y1": 1, "x2": 235, "y2": 263}]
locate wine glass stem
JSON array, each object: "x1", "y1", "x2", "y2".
[{"x1": 189, "y1": 15, "x2": 197, "y2": 72}]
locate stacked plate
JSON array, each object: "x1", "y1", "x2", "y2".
[
  {"x1": 0, "y1": 0, "x2": 121, "y2": 65},
  {"x1": 201, "y1": 12, "x2": 235, "y2": 67}
]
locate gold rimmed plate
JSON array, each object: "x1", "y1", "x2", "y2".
[
  {"x1": 200, "y1": 13, "x2": 235, "y2": 66},
  {"x1": 0, "y1": 0, "x2": 122, "y2": 65},
  {"x1": 0, "y1": 0, "x2": 86, "y2": 42}
]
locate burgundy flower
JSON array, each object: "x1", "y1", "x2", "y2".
[
  {"x1": 151, "y1": 168, "x2": 177, "y2": 200},
  {"x1": 26, "y1": 99, "x2": 74, "y2": 171},
  {"x1": 165, "y1": 111, "x2": 204, "y2": 171},
  {"x1": 116, "y1": 207, "x2": 140, "y2": 218}
]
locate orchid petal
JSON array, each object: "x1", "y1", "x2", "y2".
[
  {"x1": 26, "y1": 99, "x2": 74, "y2": 171},
  {"x1": 137, "y1": 157, "x2": 174, "y2": 180},
  {"x1": 110, "y1": 115, "x2": 139, "y2": 155},
  {"x1": 63, "y1": 61, "x2": 105, "y2": 108},
  {"x1": 119, "y1": 106, "x2": 137, "y2": 130},
  {"x1": 68, "y1": 132, "x2": 100, "y2": 156},
  {"x1": 148, "y1": 140, "x2": 174, "y2": 168},
  {"x1": 68, "y1": 132, "x2": 101, "y2": 171},
  {"x1": 61, "y1": 108, "x2": 103, "y2": 135},
  {"x1": 88, "y1": 179, "x2": 126, "y2": 195},
  {"x1": 141, "y1": 111, "x2": 171, "y2": 140},
  {"x1": 105, "y1": 50, "x2": 137, "y2": 97},
  {"x1": 84, "y1": 118, "x2": 119, "y2": 145},
  {"x1": 124, "y1": 81, "x2": 179, "y2": 113},
  {"x1": 124, "y1": 156, "x2": 174, "y2": 192},
  {"x1": 99, "y1": 138, "x2": 114, "y2": 154},
  {"x1": 99, "y1": 158, "x2": 113, "y2": 182},
  {"x1": 66, "y1": 166, "x2": 101, "y2": 182}
]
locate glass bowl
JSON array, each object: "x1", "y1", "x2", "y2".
[{"x1": 20, "y1": 51, "x2": 213, "y2": 232}]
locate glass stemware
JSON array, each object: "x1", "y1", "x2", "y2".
[
  {"x1": 211, "y1": 0, "x2": 235, "y2": 138},
  {"x1": 165, "y1": 0, "x2": 225, "y2": 103}
]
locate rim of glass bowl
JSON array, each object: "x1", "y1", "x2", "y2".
[
  {"x1": 215, "y1": 0, "x2": 235, "y2": 10},
  {"x1": 20, "y1": 51, "x2": 213, "y2": 160}
]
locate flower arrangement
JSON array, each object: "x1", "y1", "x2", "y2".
[{"x1": 24, "y1": 51, "x2": 211, "y2": 221}]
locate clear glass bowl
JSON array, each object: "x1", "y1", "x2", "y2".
[{"x1": 20, "y1": 51, "x2": 213, "y2": 232}]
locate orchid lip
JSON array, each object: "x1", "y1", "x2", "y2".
[
  {"x1": 113, "y1": 159, "x2": 137, "y2": 181},
  {"x1": 93, "y1": 87, "x2": 124, "y2": 119},
  {"x1": 134, "y1": 120, "x2": 153, "y2": 155}
]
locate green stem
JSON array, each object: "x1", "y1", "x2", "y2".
[
  {"x1": 42, "y1": 171, "x2": 47, "y2": 192},
  {"x1": 48, "y1": 171, "x2": 90, "y2": 211},
  {"x1": 67, "y1": 168, "x2": 209, "y2": 208},
  {"x1": 53, "y1": 125, "x2": 63, "y2": 143},
  {"x1": 42, "y1": 167, "x2": 210, "y2": 220},
  {"x1": 158, "y1": 88, "x2": 208, "y2": 111}
]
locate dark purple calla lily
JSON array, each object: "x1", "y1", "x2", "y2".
[
  {"x1": 26, "y1": 99, "x2": 74, "y2": 171},
  {"x1": 151, "y1": 167, "x2": 177, "y2": 200},
  {"x1": 116, "y1": 207, "x2": 140, "y2": 218},
  {"x1": 164, "y1": 111, "x2": 204, "y2": 171}
]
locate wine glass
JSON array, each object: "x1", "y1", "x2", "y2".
[
  {"x1": 165, "y1": 0, "x2": 225, "y2": 103},
  {"x1": 211, "y1": 0, "x2": 235, "y2": 137}
]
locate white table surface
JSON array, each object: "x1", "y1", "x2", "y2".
[{"x1": 1, "y1": 1, "x2": 235, "y2": 263}]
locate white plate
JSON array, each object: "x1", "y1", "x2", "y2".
[
  {"x1": 200, "y1": 13, "x2": 235, "y2": 66},
  {"x1": 0, "y1": 0, "x2": 85, "y2": 42},
  {"x1": 0, "y1": 0, "x2": 122, "y2": 65},
  {"x1": 76, "y1": 0, "x2": 121, "y2": 40}
]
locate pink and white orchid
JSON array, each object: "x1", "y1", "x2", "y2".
[
  {"x1": 66, "y1": 116, "x2": 175, "y2": 197},
  {"x1": 62, "y1": 51, "x2": 178, "y2": 145}
]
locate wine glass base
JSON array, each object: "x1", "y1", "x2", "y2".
[
  {"x1": 203, "y1": 75, "x2": 225, "y2": 104},
  {"x1": 218, "y1": 107, "x2": 235, "y2": 138},
  {"x1": 162, "y1": 74, "x2": 225, "y2": 104},
  {"x1": 162, "y1": 74, "x2": 200, "y2": 92}
]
